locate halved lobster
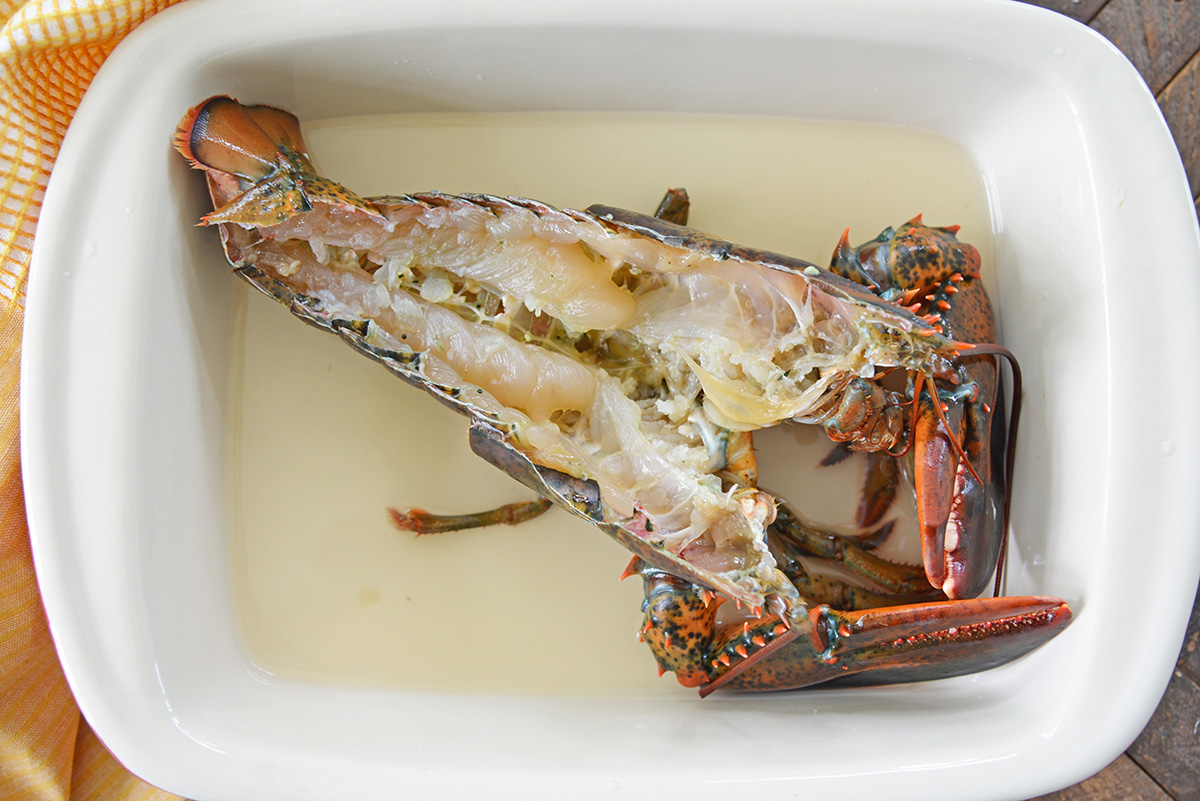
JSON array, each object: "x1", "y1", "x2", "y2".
[{"x1": 176, "y1": 96, "x2": 1071, "y2": 694}]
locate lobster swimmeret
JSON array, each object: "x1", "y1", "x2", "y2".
[{"x1": 176, "y1": 96, "x2": 1071, "y2": 694}]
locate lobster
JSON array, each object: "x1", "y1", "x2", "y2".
[{"x1": 175, "y1": 95, "x2": 1071, "y2": 694}]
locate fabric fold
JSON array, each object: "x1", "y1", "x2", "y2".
[{"x1": 0, "y1": 2, "x2": 186, "y2": 799}]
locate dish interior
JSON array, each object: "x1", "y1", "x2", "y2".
[
  {"x1": 167, "y1": 24, "x2": 1099, "y2": 775},
  {"x1": 27, "y1": 3, "x2": 1200, "y2": 798}
]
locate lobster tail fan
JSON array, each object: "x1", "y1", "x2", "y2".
[
  {"x1": 242, "y1": 103, "x2": 310, "y2": 160},
  {"x1": 177, "y1": 96, "x2": 382, "y2": 228},
  {"x1": 174, "y1": 95, "x2": 284, "y2": 181},
  {"x1": 172, "y1": 100, "x2": 208, "y2": 170}
]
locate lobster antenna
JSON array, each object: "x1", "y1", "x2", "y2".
[
  {"x1": 922, "y1": 370, "x2": 985, "y2": 487},
  {"x1": 956, "y1": 342, "x2": 1022, "y2": 597},
  {"x1": 885, "y1": 379, "x2": 920, "y2": 459}
]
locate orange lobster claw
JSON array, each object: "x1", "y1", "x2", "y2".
[
  {"x1": 827, "y1": 219, "x2": 1006, "y2": 600},
  {"x1": 912, "y1": 378, "x2": 1004, "y2": 600},
  {"x1": 698, "y1": 595, "x2": 1071, "y2": 695}
]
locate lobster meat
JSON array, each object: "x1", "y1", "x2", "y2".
[{"x1": 176, "y1": 96, "x2": 1071, "y2": 694}]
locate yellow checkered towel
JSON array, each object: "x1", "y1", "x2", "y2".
[{"x1": 0, "y1": 2, "x2": 186, "y2": 798}]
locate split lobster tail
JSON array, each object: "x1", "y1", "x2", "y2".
[{"x1": 699, "y1": 595, "x2": 1072, "y2": 696}]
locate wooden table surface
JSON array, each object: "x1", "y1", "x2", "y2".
[{"x1": 1018, "y1": 3, "x2": 1200, "y2": 799}]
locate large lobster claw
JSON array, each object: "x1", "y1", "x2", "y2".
[
  {"x1": 701, "y1": 595, "x2": 1070, "y2": 694},
  {"x1": 632, "y1": 561, "x2": 1071, "y2": 695},
  {"x1": 912, "y1": 355, "x2": 1006, "y2": 600}
]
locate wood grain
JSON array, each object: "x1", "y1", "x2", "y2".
[
  {"x1": 1123, "y1": 582, "x2": 1200, "y2": 800},
  {"x1": 1015, "y1": 0, "x2": 1109, "y2": 21},
  {"x1": 1178, "y1": 582, "x2": 1200, "y2": 684},
  {"x1": 1031, "y1": 754, "x2": 1172, "y2": 800},
  {"x1": 1090, "y1": 0, "x2": 1200, "y2": 93},
  {"x1": 1128, "y1": 669, "x2": 1200, "y2": 800}
]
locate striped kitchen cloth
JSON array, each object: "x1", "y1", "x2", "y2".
[{"x1": 0, "y1": 2, "x2": 187, "y2": 799}]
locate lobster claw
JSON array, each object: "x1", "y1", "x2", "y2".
[
  {"x1": 698, "y1": 595, "x2": 1072, "y2": 695},
  {"x1": 912, "y1": 373, "x2": 1005, "y2": 600},
  {"x1": 827, "y1": 218, "x2": 1010, "y2": 601}
]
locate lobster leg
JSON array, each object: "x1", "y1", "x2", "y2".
[
  {"x1": 856, "y1": 451, "x2": 900, "y2": 529},
  {"x1": 781, "y1": 560, "x2": 938, "y2": 611},
  {"x1": 819, "y1": 445, "x2": 901, "y2": 530},
  {"x1": 653, "y1": 187, "x2": 691, "y2": 225},
  {"x1": 388, "y1": 498, "x2": 552, "y2": 534},
  {"x1": 769, "y1": 502, "x2": 936, "y2": 600}
]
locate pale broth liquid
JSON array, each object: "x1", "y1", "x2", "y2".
[{"x1": 227, "y1": 112, "x2": 995, "y2": 694}]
